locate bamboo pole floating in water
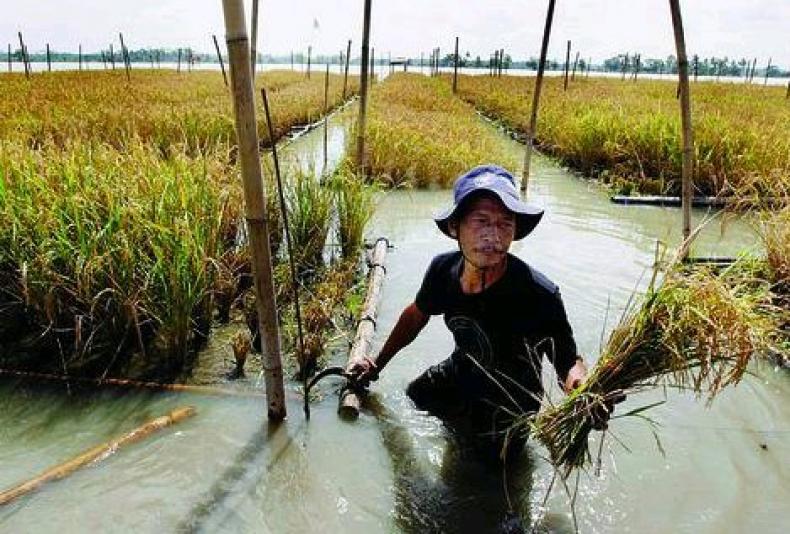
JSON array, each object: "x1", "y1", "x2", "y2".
[
  {"x1": 342, "y1": 39, "x2": 351, "y2": 99},
  {"x1": 452, "y1": 36, "x2": 459, "y2": 94},
  {"x1": 222, "y1": 0, "x2": 287, "y2": 421},
  {"x1": 563, "y1": 40, "x2": 571, "y2": 90},
  {"x1": 0, "y1": 369, "x2": 267, "y2": 398},
  {"x1": 250, "y1": 0, "x2": 259, "y2": 77},
  {"x1": 355, "y1": 0, "x2": 372, "y2": 173},
  {"x1": 340, "y1": 238, "x2": 389, "y2": 419},
  {"x1": 521, "y1": 0, "x2": 556, "y2": 197},
  {"x1": 0, "y1": 406, "x2": 196, "y2": 507},
  {"x1": 213, "y1": 34, "x2": 228, "y2": 86},
  {"x1": 669, "y1": 0, "x2": 695, "y2": 261}
]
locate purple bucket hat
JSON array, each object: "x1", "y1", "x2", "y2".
[{"x1": 434, "y1": 164, "x2": 544, "y2": 240}]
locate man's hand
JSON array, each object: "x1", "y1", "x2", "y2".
[
  {"x1": 345, "y1": 355, "x2": 379, "y2": 387},
  {"x1": 564, "y1": 357, "x2": 625, "y2": 431}
]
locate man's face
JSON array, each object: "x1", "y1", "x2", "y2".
[{"x1": 451, "y1": 194, "x2": 516, "y2": 269}]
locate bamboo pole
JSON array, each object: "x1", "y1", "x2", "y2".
[
  {"x1": 323, "y1": 64, "x2": 330, "y2": 173},
  {"x1": 621, "y1": 52, "x2": 629, "y2": 80},
  {"x1": 669, "y1": 0, "x2": 694, "y2": 261},
  {"x1": 7, "y1": 43, "x2": 11, "y2": 73},
  {"x1": 250, "y1": 0, "x2": 259, "y2": 77},
  {"x1": 571, "y1": 50, "x2": 579, "y2": 81},
  {"x1": 222, "y1": 0, "x2": 286, "y2": 421},
  {"x1": 213, "y1": 34, "x2": 228, "y2": 86},
  {"x1": 633, "y1": 53, "x2": 641, "y2": 81},
  {"x1": 307, "y1": 45, "x2": 312, "y2": 79},
  {"x1": 499, "y1": 47, "x2": 504, "y2": 76},
  {"x1": 177, "y1": 48, "x2": 182, "y2": 72},
  {"x1": 17, "y1": 33, "x2": 29, "y2": 79},
  {"x1": 46, "y1": 43, "x2": 51, "y2": 72},
  {"x1": 355, "y1": 0, "x2": 372, "y2": 172},
  {"x1": 749, "y1": 57, "x2": 757, "y2": 83},
  {"x1": 763, "y1": 58, "x2": 771, "y2": 86},
  {"x1": 119, "y1": 33, "x2": 131, "y2": 81},
  {"x1": 563, "y1": 40, "x2": 571, "y2": 90},
  {"x1": 79, "y1": 44, "x2": 82, "y2": 70},
  {"x1": 521, "y1": 0, "x2": 556, "y2": 197},
  {"x1": 0, "y1": 406, "x2": 196, "y2": 506},
  {"x1": 693, "y1": 54, "x2": 698, "y2": 82},
  {"x1": 452, "y1": 36, "x2": 459, "y2": 93},
  {"x1": 343, "y1": 39, "x2": 351, "y2": 99},
  {"x1": 340, "y1": 238, "x2": 389, "y2": 419},
  {"x1": 260, "y1": 86, "x2": 309, "y2": 418},
  {"x1": 0, "y1": 368, "x2": 266, "y2": 398}
]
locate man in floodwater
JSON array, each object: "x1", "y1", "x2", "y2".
[{"x1": 348, "y1": 164, "x2": 591, "y2": 461}]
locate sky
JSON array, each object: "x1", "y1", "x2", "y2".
[{"x1": 3, "y1": 1, "x2": 788, "y2": 65}]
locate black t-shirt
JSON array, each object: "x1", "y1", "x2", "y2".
[{"x1": 414, "y1": 251, "x2": 578, "y2": 415}]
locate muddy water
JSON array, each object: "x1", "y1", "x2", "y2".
[{"x1": 1, "y1": 110, "x2": 788, "y2": 534}]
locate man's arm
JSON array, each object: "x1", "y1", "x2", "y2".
[{"x1": 346, "y1": 302, "x2": 429, "y2": 383}]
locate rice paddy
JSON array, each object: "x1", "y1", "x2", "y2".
[{"x1": 455, "y1": 75, "x2": 790, "y2": 203}]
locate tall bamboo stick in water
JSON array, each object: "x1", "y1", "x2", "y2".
[
  {"x1": 323, "y1": 64, "x2": 330, "y2": 173},
  {"x1": 213, "y1": 34, "x2": 228, "y2": 86},
  {"x1": 343, "y1": 39, "x2": 351, "y2": 99},
  {"x1": 78, "y1": 44, "x2": 82, "y2": 70},
  {"x1": 356, "y1": 0, "x2": 373, "y2": 173},
  {"x1": 7, "y1": 43, "x2": 11, "y2": 73},
  {"x1": 222, "y1": 0, "x2": 286, "y2": 421},
  {"x1": 669, "y1": 0, "x2": 694, "y2": 261},
  {"x1": 452, "y1": 36, "x2": 460, "y2": 93},
  {"x1": 46, "y1": 43, "x2": 51, "y2": 72},
  {"x1": 563, "y1": 40, "x2": 571, "y2": 90},
  {"x1": 17, "y1": 33, "x2": 29, "y2": 79},
  {"x1": 307, "y1": 45, "x2": 312, "y2": 78},
  {"x1": 0, "y1": 406, "x2": 196, "y2": 506},
  {"x1": 521, "y1": 0, "x2": 556, "y2": 197},
  {"x1": 499, "y1": 47, "x2": 504, "y2": 76},
  {"x1": 250, "y1": 0, "x2": 259, "y2": 77},
  {"x1": 119, "y1": 33, "x2": 130, "y2": 81},
  {"x1": 177, "y1": 48, "x2": 182, "y2": 72}
]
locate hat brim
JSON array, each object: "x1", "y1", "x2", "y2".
[{"x1": 434, "y1": 188, "x2": 544, "y2": 240}]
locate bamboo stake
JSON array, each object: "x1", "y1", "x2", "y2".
[
  {"x1": 79, "y1": 44, "x2": 82, "y2": 70},
  {"x1": 307, "y1": 45, "x2": 312, "y2": 79},
  {"x1": 323, "y1": 64, "x2": 330, "y2": 173},
  {"x1": 571, "y1": 50, "x2": 579, "y2": 81},
  {"x1": 340, "y1": 238, "x2": 389, "y2": 419},
  {"x1": 343, "y1": 39, "x2": 352, "y2": 99},
  {"x1": 356, "y1": 0, "x2": 373, "y2": 172},
  {"x1": 119, "y1": 33, "x2": 130, "y2": 81},
  {"x1": 250, "y1": 0, "x2": 259, "y2": 77},
  {"x1": 222, "y1": 0, "x2": 286, "y2": 421},
  {"x1": 260, "y1": 86, "x2": 309, "y2": 418},
  {"x1": 17, "y1": 33, "x2": 29, "y2": 79},
  {"x1": 749, "y1": 57, "x2": 757, "y2": 83},
  {"x1": 621, "y1": 52, "x2": 629, "y2": 80},
  {"x1": 0, "y1": 406, "x2": 196, "y2": 507},
  {"x1": 763, "y1": 57, "x2": 771, "y2": 86},
  {"x1": 177, "y1": 48, "x2": 182, "y2": 73},
  {"x1": 213, "y1": 34, "x2": 228, "y2": 86},
  {"x1": 46, "y1": 43, "x2": 51, "y2": 72},
  {"x1": 669, "y1": 0, "x2": 694, "y2": 261},
  {"x1": 0, "y1": 369, "x2": 266, "y2": 398},
  {"x1": 521, "y1": 0, "x2": 556, "y2": 196},
  {"x1": 499, "y1": 47, "x2": 504, "y2": 76},
  {"x1": 7, "y1": 43, "x2": 10, "y2": 73},
  {"x1": 633, "y1": 53, "x2": 641, "y2": 81},
  {"x1": 563, "y1": 40, "x2": 571, "y2": 90},
  {"x1": 452, "y1": 36, "x2": 459, "y2": 93}
]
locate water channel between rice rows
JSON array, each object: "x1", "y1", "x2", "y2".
[{"x1": 0, "y1": 105, "x2": 787, "y2": 534}]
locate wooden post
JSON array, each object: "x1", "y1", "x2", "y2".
[
  {"x1": 563, "y1": 40, "x2": 571, "y2": 90},
  {"x1": 749, "y1": 57, "x2": 757, "y2": 83},
  {"x1": 222, "y1": 0, "x2": 287, "y2": 421},
  {"x1": 355, "y1": 0, "x2": 373, "y2": 173},
  {"x1": 621, "y1": 52, "x2": 629, "y2": 80},
  {"x1": 17, "y1": 33, "x2": 29, "y2": 79},
  {"x1": 499, "y1": 47, "x2": 504, "y2": 76},
  {"x1": 763, "y1": 58, "x2": 771, "y2": 86},
  {"x1": 452, "y1": 36, "x2": 459, "y2": 93},
  {"x1": 323, "y1": 64, "x2": 329, "y2": 173},
  {"x1": 343, "y1": 39, "x2": 351, "y2": 99},
  {"x1": 78, "y1": 44, "x2": 82, "y2": 70},
  {"x1": 213, "y1": 34, "x2": 228, "y2": 86},
  {"x1": 571, "y1": 50, "x2": 579, "y2": 80},
  {"x1": 119, "y1": 33, "x2": 131, "y2": 81},
  {"x1": 177, "y1": 48, "x2": 182, "y2": 72},
  {"x1": 307, "y1": 45, "x2": 312, "y2": 78},
  {"x1": 0, "y1": 407, "x2": 196, "y2": 506},
  {"x1": 46, "y1": 43, "x2": 51, "y2": 72},
  {"x1": 7, "y1": 43, "x2": 11, "y2": 73},
  {"x1": 633, "y1": 53, "x2": 641, "y2": 81},
  {"x1": 669, "y1": 0, "x2": 694, "y2": 261},
  {"x1": 693, "y1": 54, "x2": 698, "y2": 82},
  {"x1": 250, "y1": 0, "x2": 259, "y2": 77},
  {"x1": 340, "y1": 238, "x2": 389, "y2": 419},
  {"x1": 521, "y1": 0, "x2": 556, "y2": 196}
]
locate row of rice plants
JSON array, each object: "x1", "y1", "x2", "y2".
[
  {"x1": 0, "y1": 70, "x2": 359, "y2": 154},
  {"x1": 455, "y1": 75, "x2": 790, "y2": 202},
  {"x1": 353, "y1": 73, "x2": 517, "y2": 187}
]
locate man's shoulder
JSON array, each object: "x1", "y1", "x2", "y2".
[
  {"x1": 426, "y1": 250, "x2": 463, "y2": 274},
  {"x1": 507, "y1": 254, "x2": 560, "y2": 297}
]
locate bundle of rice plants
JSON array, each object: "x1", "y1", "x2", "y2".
[{"x1": 285, "y1": 168, "x2": 333, "y2": 280}]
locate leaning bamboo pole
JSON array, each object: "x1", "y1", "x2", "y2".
[
  {"x1": 669, "y1": 0, "x2": 694, "y2": 261},
  {"x1": 222, "y1": 0, "x2": 286, "y2": 421},
  {"x1": 355, "y1": 0, "x2": 373, "y2": 173},
  {"x1": 17, "y1": 33, "x2": 29, "y2": 79},
  {"x1": 521, "y1": 0, "x2": 556, "y2": 197},
  {"x1": 0, "y1": 406, "x2": 196, "y2": 506},
  {"x1": 340, "y1": 238, "x2": 389, "y2": 419},
  {"x1": 213, "y1": 34, "x2": 228, "y2": 86}
]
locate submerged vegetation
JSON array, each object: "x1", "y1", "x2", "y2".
[
  {"x1": 456, "y1": 75, "x2": 790, "y2": 203},
  {"x1": 355, "y1": 73, "x2": 517, "y2": 187},
  {"x1": 0, "y1": 69, "x2": 370, "y2": 380}
]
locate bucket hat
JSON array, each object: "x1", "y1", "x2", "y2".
[{"x1": 434, "y1": 165, "x2": 544, "y2": 240}]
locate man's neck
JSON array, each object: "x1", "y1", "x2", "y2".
[{"x1": 459, "y1": 255, "x2": 508, "y2": 294}]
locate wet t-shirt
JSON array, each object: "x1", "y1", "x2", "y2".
[{"x1": 414, "y1": 251, "x2": 578, "y2": 416}]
